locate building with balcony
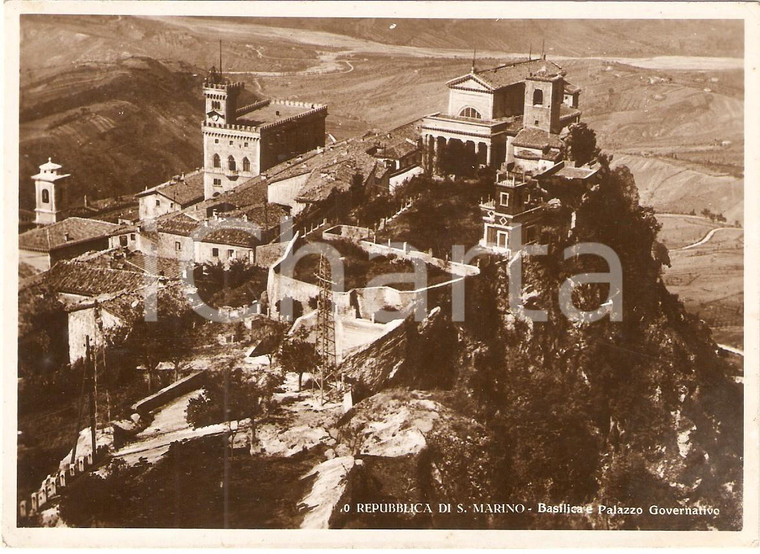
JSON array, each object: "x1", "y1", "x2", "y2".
[{"x1": 479, "y1": 171, "x2": 545, "y2": 253}]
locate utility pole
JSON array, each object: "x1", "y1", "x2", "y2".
[{"x1": 87, "y1": 335, "x2": 97, "y2": 462}]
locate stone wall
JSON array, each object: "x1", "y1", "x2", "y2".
[
  {"x1": 130, "y1": 371, "x2": 207, "y2": 416},
  {"x1": 267, "y1": 230, "x2": 479, "y2": 321},
  {"x1": 267, "y1": 173, "x2": 310, "y2": 215},
  {"x1": 68, "y1": 305, "x2": 124, "y2": 364}
]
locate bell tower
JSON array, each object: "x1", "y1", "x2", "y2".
[
  {"x1": 33, "y1": 158, "x2": 70, "y2": 225},
  {"x1": 523, "y1": 65, "x2": 565, "y2": 134}
]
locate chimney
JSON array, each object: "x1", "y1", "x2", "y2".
[
  {"x1": 83, "y1": 194, "x2": 88, "y2": 208},
  {"x1": 64, "y1": 232, "x2": 70, "y2": 242}
]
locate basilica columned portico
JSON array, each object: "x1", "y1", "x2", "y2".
[{"x1": 420, "y1": 115, "x2": 514, "y2": 175}]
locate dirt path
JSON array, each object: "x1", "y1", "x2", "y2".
[
  {"x1": 225, "y1": 52, "x2": 355, "y2": 77},
  {"x1": 717, "y1": 344, "x2": 744, "y2": 356},
  {"x1": 679, "y1": 227, "x2": 741, "y2": 251}
]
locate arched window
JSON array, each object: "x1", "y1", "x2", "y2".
[
  {"x1": 41, "y1": 189, "x2": 49, "y2": 203},
  {"x1": 212, "y1": 153, "x2": 220, "y2": 168},
  {"x1": 459, "y1": 107, "x2": 482, "y2": 119},
  {"x1": 242, "y1": 157, "x2": 250, "y2": 172},
  {"x1": 533, "y1": 89, "x2": 544, "y2": 106},
  {"x1": 228, "y1": 156, "x2": 236, "y2": 171}
]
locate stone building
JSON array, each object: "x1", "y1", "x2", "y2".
[
  {"x1": 202, "y1": 69, "x2": 327, "y2": 199},
  {"x1": 421, "y1": 57, "x2": 581, "y2": 175}
]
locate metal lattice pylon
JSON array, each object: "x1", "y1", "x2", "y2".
[{"x1": 315, "y1": 253, "x2": 337, "y2": 402}]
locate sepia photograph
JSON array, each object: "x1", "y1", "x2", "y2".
[{"x1": 3, "y1": 1, "x2": 758, "y2": 548}]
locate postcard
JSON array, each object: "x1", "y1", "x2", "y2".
[{"x1": 3, "y1": 1, "x2": 758, "y2": 548}]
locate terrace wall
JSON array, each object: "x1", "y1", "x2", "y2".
[{"x1": 267, "y1": 230, "x2": 479, "y2": 322}]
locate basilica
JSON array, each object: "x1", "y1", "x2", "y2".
[{"x1": 421, "y1": 56, "x2": 582, "y2": 176}]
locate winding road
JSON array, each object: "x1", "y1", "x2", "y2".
[{"x1": 679, "y1": 227, "x2": 742, "y2": 251}]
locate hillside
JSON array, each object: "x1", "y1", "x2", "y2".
[
  {"x1": 19, "y1": 17, "x2": 743, "y2": 216},
  {"x1": 19, "y1": 57, "x2": 204, "y2": 211},
  {"x1": 211, "y1": 18, "x2": 743, "y2": 59}
]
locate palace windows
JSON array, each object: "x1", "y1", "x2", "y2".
[
  {"x1": 228, "y1": 156, "x2": 236, "y2": 171},
  {"x1": 459, "y1": 107, "x2": 482, "y2": 119},
  {"x1": 533, "y1": 89, "x2": 544, "y2": 106},
  {"x1": 212, "y1": 154, "x2": 221, "y2": 168},
  {"x1": 242, "y1": 157, "x2": 250, "y2": 172},
  {"x1": 212, "y1": 100, "x2": 221, "y2": 110}
]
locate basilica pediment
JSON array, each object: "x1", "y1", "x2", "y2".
[{"x1": 446, "y1": 74, "x2": 493, "y2": 92}]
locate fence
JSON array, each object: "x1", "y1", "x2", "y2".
[{"x1": 18, "y1": 446, "x2": 104, "y2": 522}]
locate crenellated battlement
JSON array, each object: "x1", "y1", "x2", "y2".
[
  {"x1": 202, "y1": 80, "x2": 245, "y2": 92},
  {"x1": 235, "y1": 99, "x2": 272, "y2": 117}
]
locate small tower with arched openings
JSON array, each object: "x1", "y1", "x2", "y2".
[
  {"x1": 33, "y1": 158, "x2": 70, "y2": 225},
  {"x1": 523, "y1": 61, "x2": 566, "y2": 134}
]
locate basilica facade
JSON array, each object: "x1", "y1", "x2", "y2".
[{"x1": 421, "y1": 57, "x2": 581, "y2": 176}]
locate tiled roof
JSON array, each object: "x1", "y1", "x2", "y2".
[
  {"x1": 559, "y1": 104, "x2": 582, "y2": 121},
  {"x1": 296, "y1": 157, "x2": 376, "y2": 203},
  {"x1": 123, "y1": 252, "x2": 186, "y2": 279},
  {"x1": 96, "y1": 293, "x2": 145, "y2": 324},
  {"x1": 513, "y1": 127, "x2": 564, "y2": 150},
  {"x1": 66, "y1": 281, "x2": 188, "y2": 324},
  {"x1": 564, "y1": 82, "x2": 581, "y2": 94},
  {"x1": 372, "y1": 139, "x2": 419, "y2": 160},
  {"x1": 201, "y1": 228, "x2": 259, "y2": 248},
  {"x1": 81, "y1": 249, "x2": 186, "y2": 280},
  {"x1": 449, "y1": 59, "x2": 564, "y2": 91},
  {"x1": 19, "y1": 217, "x2": 120, "y2": 253},
  {"x1": 40, "y1": 260, "x2": 150, "y2": 297},
  {"x1": 137, "y1": 170, "x2": 205, "y2": 207},
  {"x1": 229, "y1": 203, "x2": 291, "y2": 230},
  {"x1": 156, "y1": 212, "x2": 203, "y2": 237},
  {"x1": 210, "y1": 177, "x2": 268, "y2": 209}
]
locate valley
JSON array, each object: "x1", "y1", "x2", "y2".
[{"x1": 19, "y1": 15, "x2": 744, "y2": 344}]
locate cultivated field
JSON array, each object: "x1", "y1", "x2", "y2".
[
  {"x1": 19, "y1": 16, "x2": 745, "y2": 348},
  {"x1": 658, "y1": 214, "x2": 743, "y2": 349}
]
